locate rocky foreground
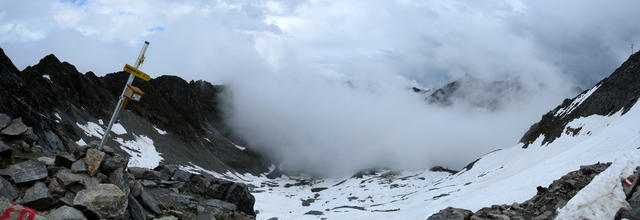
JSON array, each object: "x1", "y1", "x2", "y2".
[
  {"x1": 428, "y1": 163, "x2": 640, "y2": 220},
  {"x1": 0, "y1": 113, "x2": 256, "y2": 219}
]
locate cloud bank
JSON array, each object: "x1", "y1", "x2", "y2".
[{"x1": 2, "y1": 0, "x2": 640, "y2": 175}]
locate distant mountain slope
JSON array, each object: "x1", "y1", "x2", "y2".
[
  {"x1": 521, "y1": 51, "x2": 640, "y2": 147},
  {"x1": 247, "y1": 52, "x2": 640, "y2": 219},
  {"x1": 0, "y1": 48, "x2": 269, "y2": 174}
]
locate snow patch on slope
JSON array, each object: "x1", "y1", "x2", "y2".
[
  {"x1": 111, "y1": 123, "x2": 127, "y2": 135},
  {"x1": 75, "y1": 139, "x2": 87, "y2": 146},
  {"x1": 153, "y1": 126, "x2": 167, "y2": 135},
  {"x1": 76, "y1": 121, "x2": 104, "y2": 138},
  {"x1": 234, "y1": 144, "x2": 246, "y2": 150},
  {"x1": 555, "y1": 85, "x2": 600, "y2": 117},
  {"x1": 115, "y1": 135, "x2": 163, "y2": 169}
]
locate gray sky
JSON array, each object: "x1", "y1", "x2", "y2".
[
  {"x1": 3, "y1": 0, "x2": 640, "y2": 175},
  {"x1": 1, "y1": 0, "x2": 639, "y2": 88}
]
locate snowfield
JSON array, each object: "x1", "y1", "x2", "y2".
[{"x1": 215, "y1": 94, "x2": 640, "y2": 219}]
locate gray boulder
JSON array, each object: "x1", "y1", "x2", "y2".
[
  {"x1": 0, "y1": 176, "x2": 18, "y2": 200},
  {"x1": 73, "y1": 184, "x2": 128, "y2": 218},
  {"x1": 8, "y1": 160, "x2": 48, "y2": 183},
  {"x1": 71, "y1": 159, "x2": 87, "y2": 173},
  {"x1": 47, "y1": 205, "x2": 87, "y2": 220},
  {"x1": 85, "y1": 148, "x2": 105, "y2": 176},
  {"x1": 0, "y1": 118, "x2": 28, "y2": 136},
  {"x1": 0, "y1": 113, "x2": 10, "y2": 129},
  {"x1": 21, "y1": 182, "x2": 55, "y2": 210}
]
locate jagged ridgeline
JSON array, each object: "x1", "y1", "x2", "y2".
[
  {"x1": 521, "y1": 51, "x2": 640, "y2": 148},
  {"x1": 0, "y1": 48, "x2": 270, "y2": 174}
]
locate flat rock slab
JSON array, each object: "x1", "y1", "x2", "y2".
[
  {"x1": 128, "y1": 194, "x2": 146, "y2": 220},
  {"x1": 0, "y1": 176, "x2": 18, "y2": 200},
  {"x1": 0, "y1": 118, "x2": 28, "y2": 136},
  {"x1": 73, "y1": 184, "x2": 127, "y2": 219},
  {"x1": 21, "y1": 182, "x2": 54, "y2": 210},
  {"x1": 8, "y1": 160, "x2": 48, "y2": 184},
  {"x1": 47, "y1": 205, "x2": 87, "y2": 220},
  {"x1": 139, "y1": 190, "x2": 162, "y2": 214},
  {"x1": 85, "y1": 149, "x2": 104, "y2": 176}
]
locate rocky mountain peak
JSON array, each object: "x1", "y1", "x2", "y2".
[
  {"x1": 0, "y1": 48, "x2": 19, "y2": 74},
  {"x1": 521, "y1": 51, "x2": 640, "y2": 147}
]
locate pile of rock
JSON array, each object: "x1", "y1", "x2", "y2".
[
  {"x1": 0, "y1": 113, "x2": 256, "y2": 219},
  {"x1": 428, "y1": 163, "x2": 611, "y2": 220}
]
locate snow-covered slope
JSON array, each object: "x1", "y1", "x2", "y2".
[
  {"x1": 238, "y1": 103, "x2": 638, "y2": 219},
  {"x1": 229, "y1": 53, "x2": 640, "y2": 219}
]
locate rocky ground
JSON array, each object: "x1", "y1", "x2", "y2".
[
  {"x1": 0, "y1": 113, "x2": 256, "y2": 219},
  {"x1": 428, "y1": 163, "x2": 640, "y2": 220}
]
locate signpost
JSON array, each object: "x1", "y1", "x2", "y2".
[{"x1": 98, "y1": 41, "x2": 151, "y2": 150}]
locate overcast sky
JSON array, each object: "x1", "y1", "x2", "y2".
[{"x1": 1, "y1": 0, "x2": 639, "y2": 88}]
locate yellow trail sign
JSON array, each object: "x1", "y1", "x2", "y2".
[{"x1": 124, "y1": 64, "x2": 151, "y2": 81}]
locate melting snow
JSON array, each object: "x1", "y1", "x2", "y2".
[
  {"x1": 557, "y1": 152, "x2": 640, "y2": 219},
  {"x1": 98, "y1": 119, "x2": 104, "y2": 125},
  {"x1": 111, "y1": 123, "x2": 127, "y2": 135},
  {"x1": 75, "y1": 139, "x2": 87, "y2": 146},
  {"x1": 555, "y1": 85, "x2": 600, "y2": 117},
  {"x1": 153, "y1": 126, "x2": 167, "y2": 135},
  {"x1": 234, "y1": 144, "x2": 246, "y2": 150},
  {"x1": 42, "y1": 74, "x2": 51, "y2": 80},
  {"x1": 76, "y1": 122, "x2": 104, "y2": 138},
  {"x1": 115, "y1": 135, "x2": 163, "y2": 169},
  {"x1": 53, "y1": 113, "x2": 61, "y2": 123}
]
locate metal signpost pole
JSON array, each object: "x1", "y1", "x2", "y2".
[{"x1": 98, "y1": 41, "x2": 150, "y2": 150}]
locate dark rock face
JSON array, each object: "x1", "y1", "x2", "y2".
[
  {"x1": 413, "y1": 75, "x2": 526, "y2": 111},
  {"x1": 8, "y1": 160, "x2": 48, "y2": 183},
  {"x1": 0, "y1": 48, "x2": 269, "y2": 176},
  {"x1": 428, "y1": 163, "x2": 610, "y2": 219},
  {"x1": 521, "y1": 51, "x2": 640, "y2": 147},
  {"x1": 182, "y1": 175, "x2": 256, "y2": 216},
  {"x1": 1, "y1": 118, "x2": 28, "y2": 136}
]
